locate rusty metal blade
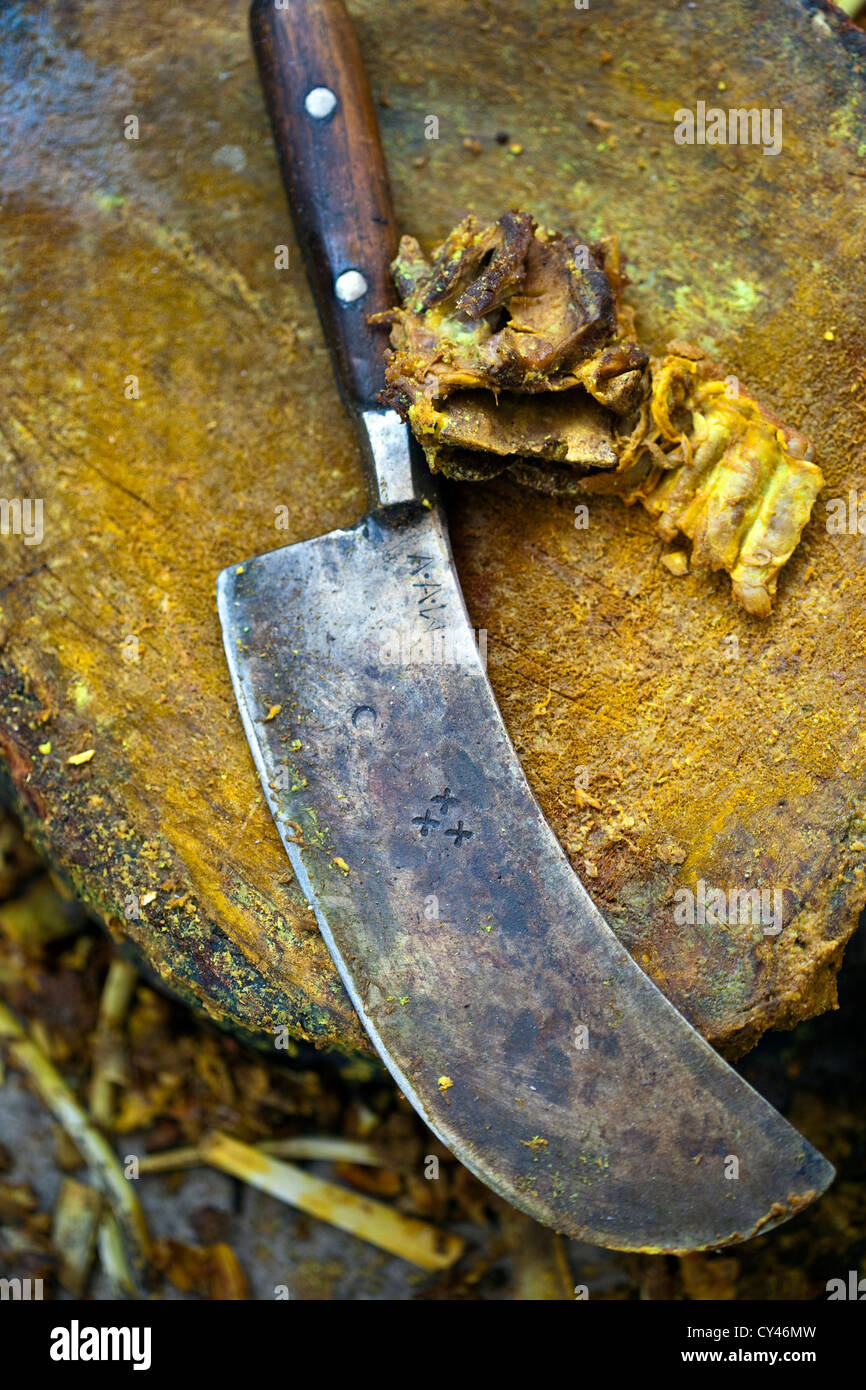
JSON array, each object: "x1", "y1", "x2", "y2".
[{"x1": 217, "y1": 499, "x2": 833, "y2": 1251}]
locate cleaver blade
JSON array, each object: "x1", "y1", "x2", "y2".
[
  {"x1": 218, "y1": 0, "x2": 834, "y2": 1251},
  {"x1": 218, "y1": 449, "x2": 832, "y2": 1252}
]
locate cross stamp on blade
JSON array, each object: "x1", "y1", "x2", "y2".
[
  {"x1": 411, "y1": 789, "x2": 474, "y2": 846},
  {"x1": 411, "y1": 808, "x2": 440, "y2": 837},
  {"x1": 445, "y1": 820, "x2": 473, "y2": 847},
  {"x1": 431, "y1": 787, "x2": 459, "y2": 815}
]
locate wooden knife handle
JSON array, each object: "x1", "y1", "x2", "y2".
[{"x1": 250, "y1": 0, "x2": 398, "y2": 412}]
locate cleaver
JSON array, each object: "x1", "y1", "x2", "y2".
[{"x1": 217, "y1": 0, "x2": 833, "y2": 1252}]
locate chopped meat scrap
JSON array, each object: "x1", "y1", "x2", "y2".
[
  {"x1": 417, "y1": 389, "x2": 618, "y2": 472},
  {"x1": 626, "y1": 348, "x2": 824, "y2": 617},
  {"x1": 374, "y1": 211, "x2": 823, "y2": 616},
  {"x1": 373, "y1": 210, "x2": 648, "y2": 485}
]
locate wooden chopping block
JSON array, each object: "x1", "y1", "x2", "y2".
[{"x1": 1, "y1": 0, "x2": 864, "y2": 1056}]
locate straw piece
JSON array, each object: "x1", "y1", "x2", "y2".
[
  {"x1": 52, "y1": 1177, "x2": 103, "y2": 1296},
  {"x1": 0, "y1": 999, "x2": 150, "y2": 1286},
  {"x1": 136, "y1": 1145, "x2": 201, "y2": 1175},
  {"x1": 89, "y1": 958, "x2": 138, "y2": 1126},
  {"x1": 260, "y1": 1136, "x2": 382, "y2": 1165},
  {"x1": 136, "y1": 1134, "x2": 383, "y2": 1175},
  {"x1": 98, "y1": 1212, "x2": 137, "y2": 1299},
  {"x1": 199, "y1": 1130, "x2": 464, "y2": 1272}
]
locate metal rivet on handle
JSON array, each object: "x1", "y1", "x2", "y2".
[
  {"x1": 304, "y1": 86, "x2": 338, "y2": 119},
  {"x1": 334, "y1": 269, "x2": 369, "y2": 304}
]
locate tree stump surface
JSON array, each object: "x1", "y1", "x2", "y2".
[{"x1": 1, "y1": 0, "x2": 864, "y2": 1055}]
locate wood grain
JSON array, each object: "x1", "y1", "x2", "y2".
[{"x1": 0, "y1": 0, "x2": 864, "y2": 1056}]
